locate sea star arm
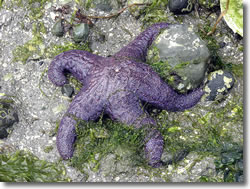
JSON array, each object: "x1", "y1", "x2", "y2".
[
  {"x1": 114, "y1": 23, "x2": 169, "y2": 62},
  {"x1": 106, "y1": 91, "x2": 164, "y2": 167},
  {"x1": 48, "y1": 50, "x2": 103, "y2": 86},
  {"x1": 133, "y1": 66, "x2": 204, "y2": 111},
  {"x1": 57, "y1": 86, "x2": 105, "y2": 159}
]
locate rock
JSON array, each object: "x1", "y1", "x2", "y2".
[
  {"x1": 169, "y1": 152, "x2": 217, "y2": 182},
  {"x1": 61, "y1": 84, "x2": 74, "y2": 98},
  {"x1": 0, "y1": 127, "x2": 8, "y2": 139},
  {"x1": 52, "y1": 19, "x2": 64, "y2": 37},
  {"x1": 204, "y1": 70, "x2": 235, "y2": 101},
  {"x1": 73, "y1": 23, "x2": 89, "y2": 43},
  {"x1": 0, "y1": 10, "x2": 13, "y2": 26},
  {"x1": 0, "y1": 102, "x2": 18, "y2": 128},
  {"x1": 147, "y1": 24, "x2": 210, "y2": 93},
  {"x1": 0, "y1": 102, "x2": 18, "y2": 139},
  {"x1": 99, "y1": 153, "x2": 117, "y2": 176},
  {"x1": 168, "y1": 0, "x2": 194, "y2": 14}
]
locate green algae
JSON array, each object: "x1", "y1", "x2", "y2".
[
  {"x1": 198, "y1": 0, "x2": 219, "y2": 9},
  {"x1": 45, "y1": 42, "x2": 91, "y2": 58},
  {"x1": 141, "y1": 0, "x2": 169, "y2": 27},
  {"x1": 12, "y1": 22, "x2": 46, "y2": 64},
  {"x1": 0, "y1": 0, "x2": 4, "y2": 8},
  {"x1": 43, "y1": 145, "x2": 54, "y2": 153},
  {"x1": 156, "y1": 92, "x2": 243, "y2": 181},
  {"x1": 70, "y1": 118, "x2": 147, "y2": 173},
  {"x1": 0, "y1": 150, "x2": 70, "y2": 182}
]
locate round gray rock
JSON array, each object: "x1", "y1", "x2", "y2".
[{"x1": 147, "y1": 24, "x2": 210, "y2": 93}]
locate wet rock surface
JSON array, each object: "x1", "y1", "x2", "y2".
[
  {"x1": 204, "y1": 70, "x2": 235, "y2": 101},
  {"x1": 0, "y1": 0, "x2": 243, "y2": 182},
  {"x1": 147, "y1": 24, "x2": 210, "y2": 93}
]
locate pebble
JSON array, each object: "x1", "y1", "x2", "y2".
[
  {"x1": 204, "y1": 70, "x2": 235, "y2": 101},
  {"x1": 73, "y1": 23, "x2": 89, "y2": 43},
  {"x1": 61, "y1": 84, "x2": 74, "y2": 98},
  {"x1": 52, "y1": 19, "x2": 64, "y2": 37},
  {"x1": 168, "y1": 0, "x2": 193, "y2": 14},
  {"x1": 0, "y1": 102, "x2": 18, "y2": 139}
]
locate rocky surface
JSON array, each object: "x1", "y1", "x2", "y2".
[
  {"x1": 0, "y1": 0, "x2": 243, "y2": 182},
  {"x1": 147, "y1": 24, "x2": 210, "y2": 93}
]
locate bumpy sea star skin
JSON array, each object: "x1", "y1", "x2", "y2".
[{"x1": 48, "y1": 23, "x2": 204, "y2": 167}]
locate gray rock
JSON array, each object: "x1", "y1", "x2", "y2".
[
  {"x1": 0, "y1": 10, "x2": 13, "y2": 27},
  {"x1": 204, "y1": 70, "x2": 235, "y2": 101},
  {"x1": 0, "y1": 127, "x2": 8, "y2": 139},
  {"x1": 147, "y1": 24, "x2": 210, "y2": 93},
  {"x1": 0, "y1": 102, "x2": 18, "y2": 129},
  {"x1": 52, "y1": 19, "x2": 64, "y2": 37},
  {"x1": 99, "y1": 153, "x2": 117, "y2": 176},
  {"x1": 73, "y1": 23, "x2": 89, "y2": 43},
  {"x1": 61, "y1": 84, "x2": 74, "y2": 98},
  {"x1": 0, "y1": 102, "x2": 18, "y2": 139}
]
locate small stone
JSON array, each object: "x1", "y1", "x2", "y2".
[
  {"x1": 205, "y1": 70, "x2": 235, "y2": 101},
  {"x1": 168, "y1": 0, "x2": 193, "y2": 14},
  {"x1": 52, "y1": 19, "x2": 64, "y2": 37},
  {"x1": 39, "y1": 61, "x2": 44, "y2": 66},
  {"x1": 0, "y1": 102, "x2": 18, "y2": 139},
  {"x1": 0, "y1": 102, "x2": 18, "y2": 128},
  {"x1": 219, "y1": 42, "x2": 226, "y2": 48},
  {"x1": 61, "y1": 84, "x2": 74, "y2": 98},
  {"x1": 0, "y1": 127, "x2": 8, "y2": 139},
  {"x1": 73, "y1": 23, "x2": 89, "y2": 43}
]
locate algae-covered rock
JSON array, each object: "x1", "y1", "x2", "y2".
[
  {"x1": 204, "y1": 70, "x2": 235, "y2": 101},
  {"x1": 147, "y1": 24, "x2": 210, "y2": 93}
]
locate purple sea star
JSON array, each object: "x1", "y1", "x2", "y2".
[{"x1": 48, "y1": 23, "x2": 204, "y2": 167}]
